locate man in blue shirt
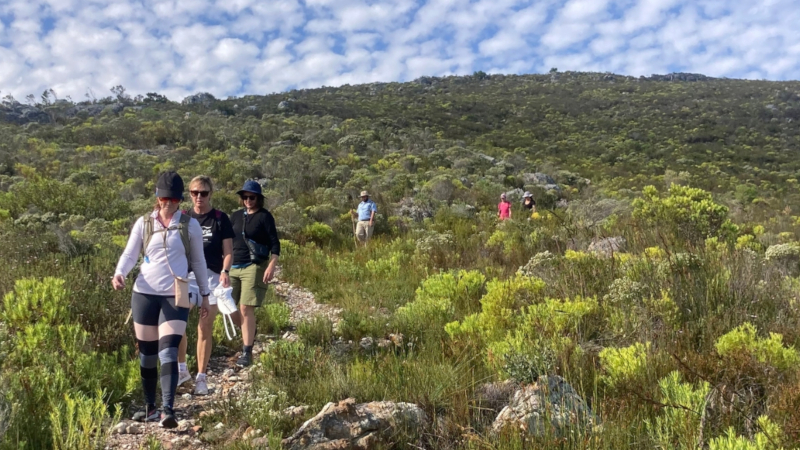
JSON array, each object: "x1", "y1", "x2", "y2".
[{"x1": 353, "y1": 190, "x2": 377, "y2": 246}]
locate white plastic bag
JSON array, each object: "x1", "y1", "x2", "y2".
[{"x1": 213, "y1": 285, "x2": 238, "y2": 340}]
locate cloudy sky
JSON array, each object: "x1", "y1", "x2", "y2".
[{"x1": 1, "y1": 0, "x2": 798, "y2": 101}]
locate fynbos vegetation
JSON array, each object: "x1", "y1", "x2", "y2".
[{"x1": 2, "y1": 71, "x2": 800, "y2": 448}]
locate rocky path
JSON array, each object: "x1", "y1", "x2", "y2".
[{"x1": 105, "y1": 271, "x2": 340, "y2": 450}]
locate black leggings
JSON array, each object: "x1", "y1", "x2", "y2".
[{"x1": 131, "y1": 292, "x2": 189, "y2": 410}]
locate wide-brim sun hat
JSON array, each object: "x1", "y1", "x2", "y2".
[
  {"x1": 523, "y1": 191, "x2": 533, "y2": 198},
  {"x1": 155, "y1": 171, "x2": 185, "y2": 199},
  {"x1": 236, "y1": 179, "x2": 264, "y2": 197},
  {"x1": 360, "y1": 190, "x2": 369, "y2": 197}
]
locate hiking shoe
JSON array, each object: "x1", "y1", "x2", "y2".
[
  {"x1": 132, "y1": 405, "x2": 159, "y2": 422},
  {"x1": 177, "y1": 369, "x2": 192, "y2": 387},
  {"x1": 236, "y1": 352, "x2": 252, "y2": 367},
  {"x1": 160, "y1": 408, "x2": 179, "y2": 429},
  {"x1": 194, "y1": 377, "x2": 209, "y2": 396}
]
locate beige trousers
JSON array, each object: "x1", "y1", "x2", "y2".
[{"x1": 355, "y1": 220, "x2": 373, "y2": 242}]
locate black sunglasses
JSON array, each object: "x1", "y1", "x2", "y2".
[
  {"x1": 241, "y1": 195, "x2": 258, "y2": 201},
  {"x1": 190, "y1": 190, "x2": 210, "y2": 198}
]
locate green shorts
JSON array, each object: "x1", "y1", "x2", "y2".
[{"x1": 230, "y1": 261, "x2": 269, "y2": 307}]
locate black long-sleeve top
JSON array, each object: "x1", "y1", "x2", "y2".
[{"x1": 230, "y1": 208, "x2": 281, "y2": 265}]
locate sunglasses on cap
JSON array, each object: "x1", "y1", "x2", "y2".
[{"x1": 190, "y1": 190, "x2": 210, "y2": 198}]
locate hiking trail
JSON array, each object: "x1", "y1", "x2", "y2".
[{"x1": 106, "y1": 268, "x2": 341, "y2": 449}]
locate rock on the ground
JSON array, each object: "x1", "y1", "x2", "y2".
[
  {"x1": 252, "y1": 436, "x2": 271, "y2": 448},
  {"x1": 588, "y1": 237, "x2": 626, "y2": 257},
  {"x1": 492, "y1": 375, "x2": 596, "y2": 437},
  {"x1": 523, "y1": 172, "x2": 556, "y2": 186},
  {"x1": 282, "y1": 398, "x2": 428, "y2": 450},
  {"x1": 182, "y1": 92, "x2": 216, "y2": 106},
  {"x1": 476, "y1": 380, "x2": 518, "y2": 413},
  {"x1": 112, "y1": 420, "x2": 144, "y2": 435},
  {"x1": 282, "y1": 331, "x2": 300, "y2": 342},
  {"x1": 395, "y1": 197, "x2": 435, "y2": 222},
  {"x1": 283, "y1": 405, "x2": 309, "y2": 419},
  {"x1": 243, "y1": 427, "x2": 263, "y2": 440},
  {"x1": 359, "y1": 336, "x2": 374, "y2": 351}
]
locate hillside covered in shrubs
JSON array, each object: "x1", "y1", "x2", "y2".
[{"x1": 2, "y1": 71, "x2": 800, "y2": 448}]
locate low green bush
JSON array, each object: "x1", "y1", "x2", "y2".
[
  {"x1": 715, "y1": 322, "x2": 800, "y2": 372},
  {"x1": 259, "y1": 303, "x2": 291, "y2": 335},
  {"x1": 646, "y1": 371, "x2": 710, "y2": 450},
  {"x1": 599, "y1": 342, "x2": 650, "y2": 389},
  {"x1": 394, "y1": 270, "x2": 485, "y2": 341},
  {"x1": 708, "y1": 416, "x2": 785, "y2": 450},
  {"x1": 297, "y1": 316, "x2": 335, "y2": 347},
  {"x1": 0, "y1": 277, "x2": 138, "y2": 449}
]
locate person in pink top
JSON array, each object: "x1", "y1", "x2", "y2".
[{"x1": 498, "y1": 193, "x2": 512, "y2": 220}]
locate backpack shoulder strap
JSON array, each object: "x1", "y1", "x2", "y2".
[
  {"x1": 141, "y1": 214, "x2": 154, "y2": 260},
  {"x1": 177, "y1": 213, "x2": 192, "y2": 262}
]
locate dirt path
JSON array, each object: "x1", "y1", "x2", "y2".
[{"x1": 105, "y1": 272, "x2": 340, "y2": 450}]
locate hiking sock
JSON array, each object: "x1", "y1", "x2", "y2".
[
  {"x1": 243, "y1": 345, "x2": 253, "y2": 355},
  {"x1": 178, "y1": 362, "x2": 187, "y2": 373},
  {"x1": 157, "y1": 295, "x2": 190, "y2": 410},
  {"x1": 159, "y1": 347, "x2": 179, "y2": 409},
  {"x1": 138, "y1": 340, "x2": 159, "y2": 406}
]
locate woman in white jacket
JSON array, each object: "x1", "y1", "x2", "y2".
[{"x1": 112, "y1": 171, "x2": 209, "y2": 428}]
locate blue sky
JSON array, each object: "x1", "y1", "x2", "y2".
[{"x1": 0, "y1": 0, "x2": 798, "y2": 102}]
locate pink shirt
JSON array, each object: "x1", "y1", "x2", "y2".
[{"x1": 498, "y1": 201, "x2": 511, "y2": 219}]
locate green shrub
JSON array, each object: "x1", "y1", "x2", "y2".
[
  {"x1": 646, "y1": 371, "x2": 710, "y2": 450},
  {"x1": 633, "y1": 184, "x2": 737, "y2": 244},
  {"x1": 260, "y1": 340, "x2": 321, "y2": 380},
  {"x1": 517, "y1": 250, "x2": 557, "y2": 276},
  {"x1": 50, "y1": 390, "x2": 120, "y2": 450},
  {"x1": 297, "y1": 316, "x2": 335, "y2": 347},
  {"x1": 338, "y1": 309, "x2": 385, "y2": 342},
  {"x1": 708, "y1": 416, "x2": 785, "y2": 450},
  {"x1": 502, "y1": 346, "x2": 556, "y2": 384},
  {"x1": 395, "y1": 270, "x2": 485, "y2": 340},
  {"x1": 259, "y1": 303, "x2": 291, "y2": 334},
  {"x1": 0, "y1": 278, "x2": 138, "y2": 449},
  {"x1": 365, "y1": 250, "x2": 406, "y2": 278},
  {"x1": 446, "y1": 275, "x2": 546, "y2": 343},
  {"x1": 487, "y1": 295, "x2": 598, "y2": 376},
  {"x1": 600, "y1": 342, "x2": 650, "y2": 388},
  {"x1": 715, "y1": 322, "x2": 800, "y2": 371},
  {"x1": 301, "y1": 222, "x2": 334, "y2": 246},
  {"x1": 2, "y1": 277, "x2": 69, "y2": 331},
  {"x1": 765, "y1": 242, "x2": 800, "y2": 261}
]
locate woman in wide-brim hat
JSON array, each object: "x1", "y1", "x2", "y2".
[
  {"x1": 112, "y1": 171, "x2": 210, "y2": 428},
  {"x1": 228, "y1": 180, "x2": 281, "y2": 366}
]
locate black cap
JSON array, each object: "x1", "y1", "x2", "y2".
[{"x1": 155, "y1": 171, "x2": 184, "y2": 199}]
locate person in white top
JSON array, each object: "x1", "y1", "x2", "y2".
[{"x1": 112, "y1": 171, "x2": 209, "y2": 429}]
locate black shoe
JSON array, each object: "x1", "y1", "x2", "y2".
[
  {"x1": 236, "y1": 351, "x2": 252, "y2": 367},
  {"x1": 132, "y1": 405, "x2": 159, "y2": 422},
  {"x1": 160, "y1": 407, "x2": 179, "y2": 429}
]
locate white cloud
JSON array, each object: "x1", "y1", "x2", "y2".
[{"x1": 0, "y1": 0, "x2": 797, "y2": 101}]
